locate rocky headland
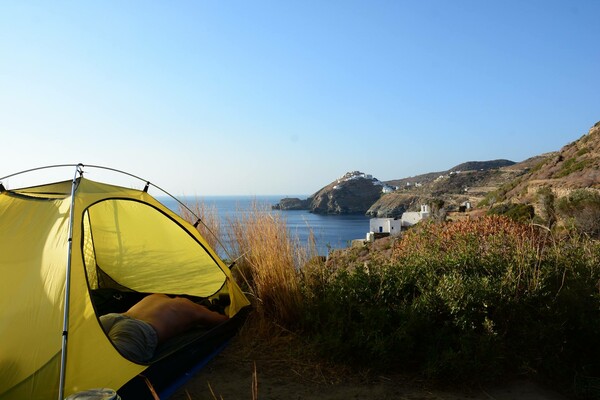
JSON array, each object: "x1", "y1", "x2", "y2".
[
  {"x1": 274, "y1": 162, "x2": 525, "y2": 217},
  {"x1": 273, "y1": 171, "x2": 385, "y2": 214},
  {"x1": 274, "y1": 121, "x2": 600, "y2": 217}
]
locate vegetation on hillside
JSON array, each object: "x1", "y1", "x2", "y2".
[
  {"x1": 556, "y1": 189, "x2": 600, "y2": 238},
  {"x1": 383, "y1": 122, "x2": 599, "y2": 217},
  {"x1": 182, "y1": 122, "x2": 600, "y2": 397},
  {"x1": 306, "y1": 218, "x2": 599, "y2": 389},
  {"x1": 183, "y1": 198, "x2": 600, "y2": 399}
]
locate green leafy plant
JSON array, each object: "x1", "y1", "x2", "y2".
[
  {"x1": 487, "y1": 202, "x2": 535, "y2": 222},
  {"x1": 300, "y1": 216, "x2": 600, "y2": 390},
  {"x1": 555, "y1": 158, "x2": 591, "y2": 178}
]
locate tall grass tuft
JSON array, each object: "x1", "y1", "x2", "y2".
[{"x1": 227, "y1": 201, "x2": 310, "y2": 329}]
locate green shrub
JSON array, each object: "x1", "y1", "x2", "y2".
[
  {"x1": 487, "y1": 202, "x2": 535, "y2": 222},
  {"x1": 537, "y1": 186, "x2": 557, "y2": 228},
  {"x1": 555, "y1": 158, "x2": 591, "y2": 178},
  {"x1": 556, "y1": 189, "x2": 600, "y2": 238},
  {"x1": 528, "y1": 157, "x2": 550, "y2": 174},
  {"x1": 478, "y1": 179, "x2": 522, "y2": 208},
  {"x1": 299, "y1": 216, "x2": 600, "y2": 390}
]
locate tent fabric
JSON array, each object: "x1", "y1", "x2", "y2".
[{"x1": 0, "y1": 176, "x2": 250, "y2": 400}]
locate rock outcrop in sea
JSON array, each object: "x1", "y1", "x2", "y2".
[{"x1": 272, "y1": 197, "x2": 310, "y2": 210}]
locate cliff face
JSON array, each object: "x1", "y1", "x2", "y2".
[{"x1": 309, "y1": 175, "x2": 383, "y2": 214}]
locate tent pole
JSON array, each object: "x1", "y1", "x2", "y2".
[{"x1": 58, "y1": 163, "x2": 84, "y2": 400}]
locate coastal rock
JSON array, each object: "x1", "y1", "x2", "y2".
[
  {"x1": 272, "y1": 197, "x2": 309, "y2": 210},
  {"x1": 309, "y1": 172, "x2": 383, "y2": 214}
]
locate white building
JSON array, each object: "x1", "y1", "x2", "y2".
[
  {"x1": 400, "y1": 204, "x2": 430, "y2": 227},
  {"x1": 369, "y1": 217, "x2": 402, "y2": 235},
  {"x1": 366, "y1": 205, "x2": 431, "y2": 242},
  {"x1": 367, "y1": 217, "x2": 402, "y2": 242}
]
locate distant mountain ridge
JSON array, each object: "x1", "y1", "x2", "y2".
[
  {"x1": 450, "y1": 160, "x2": 516, "y2": 172},
  {"x1": 384, "y1": 159, "x2": 516, "y2": 189},
  {"x1": 369, "y1": 160, "x2": 527, "y2": 217},
  {"x1": 274, "y1": 161, "x2": 523, "y2": 215},
  {"x1": 275, "y1": 121, "x2": 599, "y2": 216}
]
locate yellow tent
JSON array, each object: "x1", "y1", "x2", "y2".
[{"x1": 0, "y1": 165, "x2": 250, "y2": 400}]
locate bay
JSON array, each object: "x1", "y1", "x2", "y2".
[{"x1": 158, "y1": 195, "x2": 371, "y2": 256}]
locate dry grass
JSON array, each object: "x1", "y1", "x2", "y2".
[
  {"x1": 178, "y1": 198, "x2": 353, "y2": 383},
  {"x1": 226, "y1": 201, "x2": 313, "y2": 328},
  {"x1": 181, "y1": 198, "x2": 318, "y2": 329}
]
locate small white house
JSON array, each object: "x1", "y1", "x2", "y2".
[
  {"x1": 369, "y1": 218, "x2": 402, "y2": 235},
  {"x1": 400, "y1": 205, "x2": 430, "y2": 227},
  {"x1": 366, "y1": 205, "x2": 431, "y2": 242}
]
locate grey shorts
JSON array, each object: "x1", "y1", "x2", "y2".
[{"x1": 99, "y1": 313, "x2": 158, "y2": 363}]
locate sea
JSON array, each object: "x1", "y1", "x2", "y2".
[{"x1": 158, "y1": 195, "x2": 371, "y2": 257}]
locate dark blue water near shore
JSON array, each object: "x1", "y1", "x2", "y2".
[{"x1": 158, "y1": 195, "x2": 370, "y2": 256}]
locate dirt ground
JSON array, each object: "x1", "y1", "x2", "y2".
[{"x1": 169, "y1": 338, "x2": 571, "y2": 400}]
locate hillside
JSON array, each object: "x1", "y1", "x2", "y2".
[
  {"x1": 369, "y1": 121, "x2": 600, "y2": 217},
  {"x1": 275, "y1": 160, "x2": 549, "y2": 216},
  {"x1": 273, "y1": 171, "x2": 385, "y2": 214},
  {"x1": 368, "y1": 160, "x2": 537, "y2": 217},
  {"x1": 309, "y1": 172, "x2": 382, "y2": 214},
  {"x1": 274, "y1": 162, "x2": 530, "y2": 216},
  {"x1": 384, "y1": 159, "x2": 515, "y2": 188},
  {"x1": 502, "y1": 121, "x2": 600, "y2": 202},
  {"x1": 275, "y1": 121, "x2": 599, "y2": 217}
]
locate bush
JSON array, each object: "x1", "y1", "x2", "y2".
[
  {"x1": 556, "y1": 189, "x2": 600, "y2": 238},
  {"x1": 537, "y1": 186, "x2": 557, "y2": 228},
  {"x1": 478, "y1": 179, "x2": 522, "y2": 208},
  {"x1": 555, "y1": 158, "x2": 591, "y2": 178},
  {"x1": 182, "y1": 199, "x2": 600, "y2": 395},
  {"x1": 300, "y1": 216, "x2": 600, "y2": 389},
  {"x1": 227, "y1": 202, "x2": 309, "y2": 328},
  {"x1": 487, "y1": 202, "x2": 535, "y2": 222}
]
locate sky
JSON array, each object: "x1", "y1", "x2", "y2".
[{"x1": 1, "y1": 1, "x2": 599, "y2": 196}]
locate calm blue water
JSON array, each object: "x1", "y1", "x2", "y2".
[{"x1": 158, "y1": 195, "x2": 370, "y2": 256}]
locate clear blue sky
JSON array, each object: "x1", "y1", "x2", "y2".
[{"x1": 1, "y1": 1, "x2": 599, "y2": 195}]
